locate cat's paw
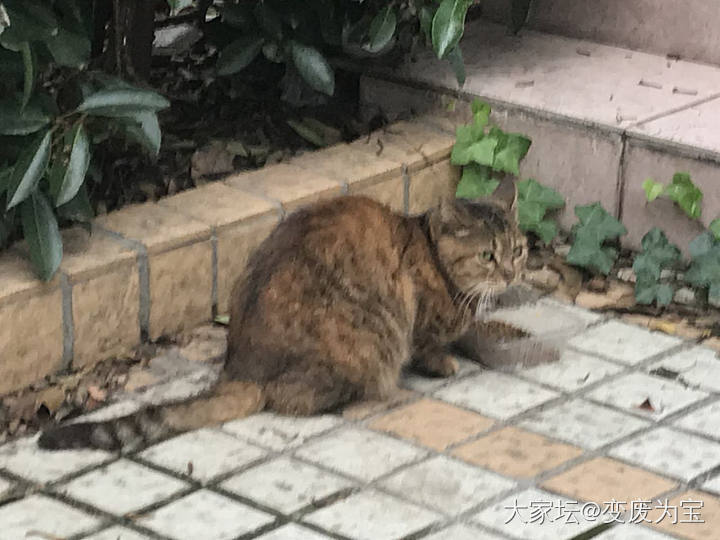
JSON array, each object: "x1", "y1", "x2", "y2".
[{"x1": 413, "y1": 354, "x2": 459, "y2": 378}]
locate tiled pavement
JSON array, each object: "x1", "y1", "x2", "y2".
[{"x1": 2, "y1": 299, "x2": 720, "y2": 539}]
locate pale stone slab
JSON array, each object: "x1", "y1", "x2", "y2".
[
  {"x1": 139, "y1": 428, "x2": 266, "y2": 482},
  {"x1": 222, "y1": 457, "x2": 354, "y2": 514},
  {"x1": 0, "y1": 435, "x2": 111, "y2": 484},
  {"x1": 674, "y1": 400, "x2": 720, "y2": 439},
  {"x1": 138, "y1": 489, "x2": 274, "y2": 540},
  {"x1": 473, "y1": 487, "x2": 600, "y2": 540},
  {"x1": 295, "y1": 427, "x2": 427, "y2": 482},
  {"x1": 584, "y1": 372, "x2": 708, "y2": 420},
  {"x1": 434, "y1": 372, "x2": 558, "y2": 420},
  {"x1": 380, "y1": 455, "x2": 515, "y2": 515},
  {"x1": 701, "y1": 475, "x2": 720, "y2": 496},
  {"x1": 519, "y1": 399, "x2": 650, "y2": 450},
  {"x1": 82, "y1": 526, "x2": 152, "y2": 540},
  {"x1": 0, "y1": 494, "x2": 101, "y2": 540},
  {"x1": 609, "y1": 427, "x2": 720, "y2": 481},
  {"x1": 223, "y1": 413, "x2": 341, "y2": 451},
  {"x1": 488, "y1": 299, "x2": 599, "y2": 337},
  {"x1": 569, "y1": 321, "x2": 681, "y2": 365},
  {"x1": 61, "y1": 459, "x2": 188, "y2": 514},
  {"x1": 303, "y1": 489, "x2": 440, "y2": 540},
  {"x1": 524, "y1": 350, "x2": 624, "y2": 391},
  {"x1": 650, "y1": 347, "x2": 720, "y2": 393}
]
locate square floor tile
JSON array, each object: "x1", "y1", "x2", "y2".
[
  {"x1": 647, "y1": 489, "x2": 720, "y2": 540},
  {"x1": 473, "y1": 487, "x2": 600, "y2": 540},
  {"x1": 422, "y1": 524, "x2": 507, "y2": 540},
  {"x1": 541, "y1": 457, "x2": 676, "y2": 504},
  {"x1": 0, "y1": 435, "x2": 111, "y2": 484},
  {"x1": 594, "y1": 523, "x2": 675, "y2": 539},
  {"x1": 488, "y1": 299, "x2": 599, "y2": 335},
  {"x1": 568, "y1": 321, "x2": 681, "y2": 365},
  {"x1": 650, "y1": 347, "x2": 720, "y2": 393},
  {"x1": 369, "y1": 398, "x2": 494, "y2": 451},
  {"x1": 674, "y1": 400, "x2": 720, "y2": 439},
  {"x1": 380, "y1": 455, "x2": 515, "y2": 515},
  {"x1": 585, "y1": 373, "x2": 707, "y2": 420},
  {"x1": 303, "y1": 489, "x2": 440, "y2": 540},
  {"x1": 139, "y1": 489, "x2": 274, "y2": 539},
  {"x1": 702, "y1": 475, "x2": 720, "y2": 495},
  {"x1": 609, "y1": 427, "x2": 720, "y2": 481},
  {"x1": 81, "y1": 526, "x2": 152, "y2": 540},
  {"x1": 524, "y1": 350, "x2": 624, "y2": 392},
  {"x1": 223, "y1": 413, "x2": 341, "y2": 451},
  {"x1": 255, "y1": 523, "x2": 331, "y2": 539},
  {"x1": 61, "y1": 458, "x2": 188, "y2": 515},
  {"x1": 139, "y1": 428, "x2": 265, "y2": 482},
  {"x1": 434, "y1": 372, "x2": 558, "y2": 420},
  {"x1": 519, "y1": 399, "x2": 650, "y2": 450},
  {"x1": 453, "y1": 426, "x2": 583, "y2": 479},
  {"x1": 0, "y1": 494, "x2": 101, "y2": 540},
  {"x1": 295, "y1": 427, "x2": 426, "y2": 482},
  {"x1": 221, "y1": 457, "x2": 354, "y2": 514}
]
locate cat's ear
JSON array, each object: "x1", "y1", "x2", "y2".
[{"x1": 488, "y1": 176, "x2": 518, "y2": 215}]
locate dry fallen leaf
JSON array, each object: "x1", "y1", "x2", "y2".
[{"x1": 636, "y1": 398, "x2": 655, "y2": 412}]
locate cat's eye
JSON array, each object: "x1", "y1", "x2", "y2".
[{"x1": 479, "y1": 251, "x2": 494, "y2": 262}]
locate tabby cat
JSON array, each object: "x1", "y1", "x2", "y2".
[{"x1": 39, "y1": 188, "x2": 527, "y2": 451}]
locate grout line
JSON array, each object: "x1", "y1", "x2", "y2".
[
  {"x1": 402, "y1": 164, "x2": 410, "y2": 215},
  {"x1": 210, "y1": 232, "x2": 219, "y2": 317},
  {"x1": 59, "y1": 273, "x2": 74, "y2": 371},
  {"x1": 615, "y1": 132, "x2": 629, "y2": 221}
]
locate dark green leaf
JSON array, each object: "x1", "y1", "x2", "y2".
[
  {"x1": 20, "y1": 41, "x2": 33, "y2": 108},
  {"x1": 516, "y1": 179, "x2": 563, "y2": 244},
  {"x1": 57, "y1": 184, "x2": 93, "y2": 222},
  {"x1": 567, "y1": 203, "x2": 626, "y2": 275},
  {"x1": 0, "y1": 3, "x2": 9, "y2": 36},
  {"x1": 287, "y1": 118, "x2": 326, "y2": 147},
  {"x1": 1, "y1": 0, "x2": 58, "y2": 43},
  {"x1": 510, "y1": 0, "x2": 532, "y2": 34},
  {"x1": 217, "y1": 36, "x2": 265, "y2": 75},
  {"x1": 492, "y1": 132, "x2": 531, "y2": 175},
  {"x1": 446, "y1": 45, "x2": 465, "y2": 86},
  {"x1": 290, "y1": 41, "x2": 335, "y2": 96},
  {"x1": 77, "y1": 88, "x2": 170, "y2": 116},
  {"x1": 573, "y1": 202, "x2": 627, "y2": 242},
  {"x1": 221, "y1": 3, "x2": 254, "y2": 31},
  {"x1": 431, "y1": 0, "x2": 471, "y2": 59},
  {"x1": 419, "y1": 5, "x2": 434, "y2": 44},
  {"x1": 117, "y1": 111, "x2": 162, "y2": 157},
  {"x1": 471, "y1": 99, "x2": 491, "y2": 130},
  {"x1": 21, "y1": 191, "x2": 62, "y2": 281},
  {"x1": 365, "y1": 6, "x2": 396, "y2": 54},
  {"x1": 0, "y1": 99, "x2": 50, "y2": 135},
  {"x1": 710, "y1": 219, "x2": 720, "y2": 241},
  {"x1": 664, "y1": 171, "x2": 702, "y2": 219},
  {"x1": 55, "y1": 123, "x2": 89, "y2": 206},
  {"x1": 254, "y1": 2, "x2": 283, "y2": 40},
  {"x1": 517, "y1": 179, "x2": 564, "y2": 209},
  {"x1": 44, "y1": 27, "x2": 90, "y2": 67},
  {"x1": 6, "y1": 129, "x2": 50, "y2": 209},
  {"x1": 632, "y1": 228, "x2": 681, "y2": 306},
  {"x1": 642, "y1": 178, "x2": 664, "y2": 202},
  {"x1": 690, "y1": 231, "x2": 714, "y2": 258},
  {"x1": 455, "y1": 164, "x2": 498, "y2": 199}
]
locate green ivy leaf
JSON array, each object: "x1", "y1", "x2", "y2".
[
  {"x1": 516, "y1": 179, "x2": 564, "y2": 244},
  {"x1": 690, "y1": 231, "x2": 715, "y2": 258},
  {"x1": 21, "y1": 190, "x2": 62, "y2": 281},
  {"x1": 686, "y1": 233, "x2": 720, "y2": 288},
  {"x1": 710, "y1": 219, "x2": 720, "y2": 241},
  {"x1": 290, "y1": 41, "x2": 335, "y2": 96},
  {"x1": 567, "y1": 203, "x2": 627, "y2": 275},
  {"x1": 632, "y1": 228, "x2": 681, "y2": 305},
  {"x1": 6, "y1": 128, "x2": 51, "y2": 209},
  {"x1": 365, "y1": 5, "x2": 396, "y2": 54},
  {"x1": 455, "y1": 164, "x2": 498, "y2": 199},
  {"x1": 492, "y1": 132, "x2": 531, "y2": 175},
  {"x1": 431, "y1": 0, "x2": 471, "y2": 59},
  {"x1": 55, "y1": 122, "x2": 90, "y2": 206},
  {"x1": 664, "y1": 172, "x2": 702, "y2": 219},
  {"x1": 217, "y1": 36, "x2": 265, "y2": 75},
  {"x1": 77, "y1": 88, "x2": 170, "y2": 116},
  {"x1": 642, "y1": 178, "x2": 665, "y2": 202},
  {"x1": 471, "y1": 99, "x2": 491, "y2": 130},
  {"x1": 517, "y1": 179, "x2": 564, "y2": 209}
]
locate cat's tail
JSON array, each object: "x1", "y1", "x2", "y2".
[{"x1": 37, "y1": 381, "x2": 265, "y2": 452}]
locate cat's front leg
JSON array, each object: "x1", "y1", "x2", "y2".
[{"x1": 411, "y1": 349, "x2": 459, "y2": 378}]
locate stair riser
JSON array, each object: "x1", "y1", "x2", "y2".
[{"x1": 480, "y1": 0, "x2": 720, "y2": 67}]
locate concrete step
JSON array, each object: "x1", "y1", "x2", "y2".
[
  {"x1": 479, "y1": 0, "x2": 720, "y2": 67},
  {"x1": 358, "y1": 20, "x2": 720, "y2": 251}
]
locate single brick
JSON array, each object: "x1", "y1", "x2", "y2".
[
  {"x1": 369, "y1": 398, "x2": 494, "y2": 451},
  {"x1": 649, "y1": 490, "x2": 718, "y2": 540},
  {"x1": 225, "y1": 163, "x2": 341, "y2": 213},
  {"x1": 351, "y1": 174, "x2": 405, "y2": 213},
  {"x1": 453, "y1": 426, "x2": 582, "y2": 479},
  {"x1": 408, "y1": 159, "x2": 460, "y2": 215},
  {"x1": 149, "y1": 240, "x2": 213, "y2": 340}
]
